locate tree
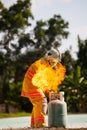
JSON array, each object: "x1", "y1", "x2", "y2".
[
  {"x1": 0, "y1": 0, "x2": 33, "y2": 111},
  {"x1": 61, "y1": 50, "x2": 75, "y2": 75},
  {"x1": 33, "y1": 15, "x2": 69, "y2": 51},
  {"x1": 0, "y1": 0, "x2": 69, "y2": 112},
  {"x1": 17, "y1": 14, "x2": 69, "y2": 62},
  {"x1": 77, "y1": 36, "x2": 87, "y2": 79},
  {"x1": 60, "y1": 66, "x2": 87, "y2": 112}
]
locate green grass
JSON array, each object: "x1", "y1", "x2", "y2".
[{"x1": 0, "y1": 112, "x2": 31, "y2": 118}]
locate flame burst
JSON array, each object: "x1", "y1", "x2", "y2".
[{"x1": 32, "y1": 59, "x2": 66, "y2": 92}]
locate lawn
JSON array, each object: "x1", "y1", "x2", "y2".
[{"x1": 0, "y1": 112, "x2": 31, "y2": 118}]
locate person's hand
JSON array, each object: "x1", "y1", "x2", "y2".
[
  {"x1": 44, "y1": 89, "x2": 50, "y2": 97},
  {"x1": 44, "y1": 89, "x2": 54, "y2": 98}
]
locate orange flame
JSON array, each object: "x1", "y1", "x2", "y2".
[{"x1": 32, "y1": 59, "x2": 66, "y2": 92}]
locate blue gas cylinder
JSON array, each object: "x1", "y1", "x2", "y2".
[{"x1": 48, "y1": 92, "x2": 67, "y2": 128}]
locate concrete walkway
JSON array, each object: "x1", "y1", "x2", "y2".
[{"x1": 0, "y1": 114, "x2": 87, "y2": 129}]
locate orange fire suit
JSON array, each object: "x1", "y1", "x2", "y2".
[
  {"x1": 21, "y1": 59, "x2": 47, "y2": 128},
  {"x1": 21, "y1": 58, "x2": 66, "y2": 128}
]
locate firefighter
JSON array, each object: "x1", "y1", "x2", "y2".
[{"x1": 21, "y1": 48, "x2": 66, "y2": 128}]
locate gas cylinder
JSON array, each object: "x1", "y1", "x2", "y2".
[{"x1": 48, "y1": 91, "x2": 67, "y2": 128}]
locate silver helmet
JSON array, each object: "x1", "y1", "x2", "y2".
[{"x1": 45, "y1": 48, "x2": 61, "y2": 62}]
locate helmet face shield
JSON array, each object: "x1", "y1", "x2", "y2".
[{"x1": 45, "y1": 48, "x2": 61, "y2": 62}]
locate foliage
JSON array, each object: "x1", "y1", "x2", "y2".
[
  {"x1": 0, "y1": 0, "x2": 87, "y2": 114},
  {"x1": 0, "y1": 0, "x2": 69, "y2": 113},
  {"x1": 61, "y1": 50, "x2": 75, "y2": 75},
  {"x1": 0, "y1": 0, "x2": 33, "y2": 111},
  {"x1": 60, "y1": 66, "x2": 87, "y2": 112},
  {"x1": 0, "y1": 112, "x2": 31, "y2": 118},
  {"x1": 33, "y1": 15, "x2": 69, "y2": 50},
  {"x1": 0, "y1": 0, "x2": 33, "y2": 34},
  {"x1": 77, "y1": 36, "x2": 87, "y2": 79},
  {"x1": 16, "y1": 14, "x2": 69, "y2": 61}
]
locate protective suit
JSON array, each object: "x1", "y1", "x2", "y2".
[{"x1": 21, "y1": 48, "x2": 66, "y2": 128}]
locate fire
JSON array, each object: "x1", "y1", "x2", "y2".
[{"x1": 32, "y1": 59, "x2": 66, "y2": 92}]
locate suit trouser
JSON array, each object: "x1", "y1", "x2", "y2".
[{"x1": 29, "y1": 94, "x2": 47, "y2": 128}]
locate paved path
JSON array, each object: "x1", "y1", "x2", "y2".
[{"x1": 0, "y1": 114, "x2": 87, "y2": 129}]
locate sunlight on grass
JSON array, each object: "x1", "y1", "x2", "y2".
[{"x1": 0, "y1": 112, "x2": 31, "y2": 118}]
